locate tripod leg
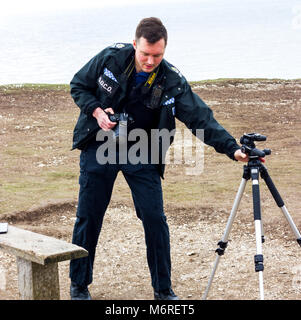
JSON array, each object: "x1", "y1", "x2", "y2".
[
  {"x1": 202, "y1": 177, "x2": 247, "y2": 300},
  {"x1": 260, "y1": 165, "x2": 301, "y2": 245},
  {"x1": 261, "y1": 221, "x2": 265, "y2": 243},
  {"x1": 251, "y1": 168, "x2": 265, "y2": 300}
]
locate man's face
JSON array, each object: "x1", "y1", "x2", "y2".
[{"x1": 133, "y1": 37, "x2": 166, "y2": 73}]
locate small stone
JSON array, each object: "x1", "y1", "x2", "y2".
[{"x1": 187, "y1": 252, "x2": 196, "y2": 256}]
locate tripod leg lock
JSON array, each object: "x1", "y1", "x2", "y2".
[
  {"x1": 215, "y1": 241, "x2": 228, "y2": 256},
  {"x1": 254, "y1": 254, "x2": 264, "y2": 272}
]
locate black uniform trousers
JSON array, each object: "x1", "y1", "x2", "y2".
[{"x1": 69, "y1": 140, "x2": 171, "y2": 292}]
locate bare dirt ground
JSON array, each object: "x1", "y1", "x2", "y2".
[{"x1": 0, "y1": 79, "x2": 301, "y2": 300}]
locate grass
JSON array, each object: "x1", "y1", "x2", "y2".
[
  {"x1": 47, "y1": 171, "x2": 78, "y2": 180},
  {"x1": 0, "y1": 171, "x2": 79, "y2": 213},
  {"x1": 0, "y1": 79, "x2": 300, "y2": 216},
  {"x1": 0, "y1": 83, "x2": 70, "y2": 91},
  {"x1": 189, "y1": 78, "x2": 301, "y2": 87},
  {"x1": 2, "y1": 78, "x2": 300, "y2": 91}
]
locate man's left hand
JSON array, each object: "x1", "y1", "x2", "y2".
[{"x1": 234, "y1": 149, "x2": 249, "y2": 162}]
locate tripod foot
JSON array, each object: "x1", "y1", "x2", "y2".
[{"x1": 297, "y1": 239, "x2": 301, "y2": 247}]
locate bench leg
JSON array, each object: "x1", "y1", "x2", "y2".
[{"x1": 17, "y1": 257, "x2": 60, "y2": 300}]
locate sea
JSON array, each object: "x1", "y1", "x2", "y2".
[{"x1": 0, "y1": 0, "x2": 300, "y2": 85}]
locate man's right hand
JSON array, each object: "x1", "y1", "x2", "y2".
[{"x1": 92, "y1": 107, "x2": 117, "y2": 131}]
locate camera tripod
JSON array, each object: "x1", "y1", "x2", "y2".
[{"x1": 202, "y1": 133, "x2": 301, "y2": 300}]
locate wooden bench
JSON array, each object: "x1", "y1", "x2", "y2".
[{"x1": 0, "y1": 225, "x2": 88, "y2": 300}]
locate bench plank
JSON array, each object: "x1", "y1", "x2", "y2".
[{"x1": 0, "y1": 225, "x2": 88, "y2": 265}]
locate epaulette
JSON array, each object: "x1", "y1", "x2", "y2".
[
  {"x1": 168, "y1": 64, "x2": 183, "y2": 78},
  {"x1": 110, "y1": 43, "x2": 127, "y2": 49}
]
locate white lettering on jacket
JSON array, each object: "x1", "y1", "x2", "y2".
[{"x1": 98, "y1": 75, "x2": 113, "y2": 94}]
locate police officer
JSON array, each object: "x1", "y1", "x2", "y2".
[{"x1": 69, "y1": 17, "x2": 248, "y2": 300}]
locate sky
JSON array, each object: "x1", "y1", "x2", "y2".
[
  {"x1": 1, "y1": 0, "x2": 300, "y2": 82},
  {"x1": 1, "y1": 0, "x2": 200, "y2": 16},
  {"x1": 2, "y1": 0, "x2": 300, "y2": 29}
]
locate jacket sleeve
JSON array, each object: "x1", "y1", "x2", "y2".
[
  {"x1": 175, "y1": 80, "x2": 240, "y2": 160},
  {"x1": 70, "y1": 49, "x2": 108, "y2": 116}
]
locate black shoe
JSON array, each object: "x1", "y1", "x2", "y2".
[
  {"x1": 154, "y1": 288, "x2": 179, "y2": 300},
  {"x1": 70, "y1": 282, "x2": 92, "y2": 300}
]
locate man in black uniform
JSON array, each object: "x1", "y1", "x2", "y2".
[{"x1": 69, "y1": 17, "x2": 248, "y2": 300}]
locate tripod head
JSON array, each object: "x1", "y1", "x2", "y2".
[{"x1": 240, "y1": 133, "x2": 271, "y2": 159}]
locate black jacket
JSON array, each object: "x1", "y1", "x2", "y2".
[{"x1": 70, "y1": 43, "x2": 240, "y2": 177}]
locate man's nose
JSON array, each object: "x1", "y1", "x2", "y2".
[{"x1": 147, "y1": 56, "x2": 154, "y2": 65}]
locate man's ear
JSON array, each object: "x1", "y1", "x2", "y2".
[{"x1": 133, "y1": 39, "x2": 137, "y2": 50}]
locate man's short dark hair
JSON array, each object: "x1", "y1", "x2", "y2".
[{"x1": 135, "y1": 17, "x2": 168, "y2": 46}]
